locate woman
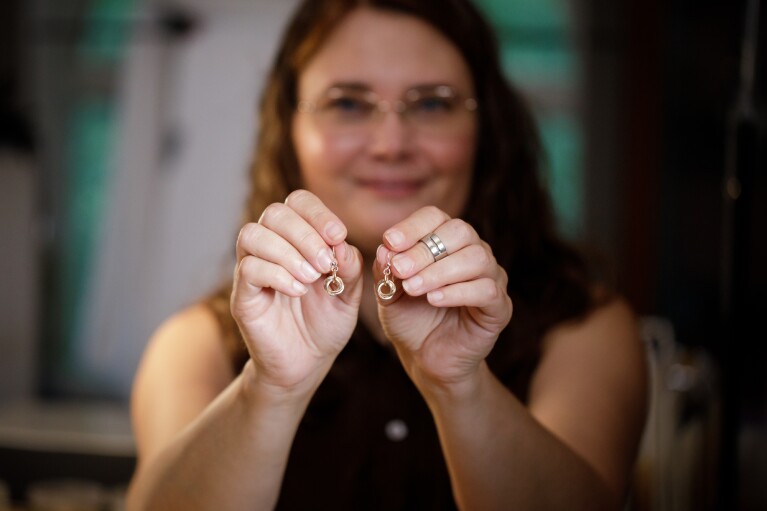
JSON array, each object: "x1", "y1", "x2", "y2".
[{"x1": 126, "y1": 0, "x2": 648, "y2": 509}]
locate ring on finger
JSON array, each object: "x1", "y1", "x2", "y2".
[{"x1": 420, "y1": 233, "x2": 448, "y2": 262}]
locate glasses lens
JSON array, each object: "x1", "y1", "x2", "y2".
[
  {"x1": 314, "y1": 88, "x2": 375, "y2": 132},
  {"x1": 407, "y1": 88, "x2": 462, "y2": 125},
  {"x1": 304, "y1": 85, "x2": 476, "y2": 137}
]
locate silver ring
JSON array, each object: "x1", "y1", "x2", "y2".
[{"x1": 420, "y1": 233, "x2": 447, "y2": 262}]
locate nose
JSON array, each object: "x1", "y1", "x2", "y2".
[{"x1": 367, "y1": 108, "x2": 412, "y2": 160}]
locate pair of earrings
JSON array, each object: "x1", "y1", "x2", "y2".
[{"x1": 322, "y1": 247, "x2": 396, "y2": 300}]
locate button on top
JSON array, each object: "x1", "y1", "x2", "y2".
[{"x1": 384, "y1": 419, "x2": 409, "y2": 442}]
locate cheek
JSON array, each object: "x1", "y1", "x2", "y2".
[
  {"x1": 292, "y1": 120, "x2": 356, "y2": 188},
  {"x1": 427, "y1": 131, "x2": 476, "y2": 175},
  {"x1": 423, "y1": 133, "x2": 477, "y2": 215}
]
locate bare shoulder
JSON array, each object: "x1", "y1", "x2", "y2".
[
  {"x1": 131, "y1": 303, "x2": 237, "y2": 464},
  {"x1": 531, "y1": 297, "x2": 647, "y2": 398},
  {"x1": 528, "y1": 296, "x2": 649, "y2": 498}
]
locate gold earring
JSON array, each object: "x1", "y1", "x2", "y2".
[
  {"x1": 376, "y1": 260, "x2": 396, "y2": 300},
  {"x1": 324, "y1": 247, "x2": 344, "y2": 296}
]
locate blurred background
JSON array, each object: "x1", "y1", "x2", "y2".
[{"x1": 0, "y1": 0, "x2": 764, "y2": 509}]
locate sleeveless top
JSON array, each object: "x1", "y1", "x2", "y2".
[{"x1": 273, "y1": 322, "x2": 538, "y2": 510}]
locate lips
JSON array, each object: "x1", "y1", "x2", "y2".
[{"x1": 354, "y1": 177, "x2": 427, "y2": 198}]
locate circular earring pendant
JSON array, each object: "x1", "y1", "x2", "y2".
[
  {"x1": 376, "y1": 262, "x2": 396, "y2": 300},
  {"x1": 376, "y1": 279, "x2": 396, "y2": 300},
  {"x1": 324, "y1": 249, "x2": 344, "y2": 296},
  {"x1": 324, "y1": 274, "x2": 344, "y2": 296}
]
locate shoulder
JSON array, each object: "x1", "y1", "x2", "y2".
[
  {"x1": 131, "y1": 303, "x2": 236, "y2": 463},
  {"x1": 138, "y1": 303, "x2": 235, "y2": 388},
  {"x1": 531, "y1": 295, "x2": 648, "y2": 406},
  {"x1": 540, "y1": 295, "x2": 644, "y2": 361},
  {"x1": 528, "y1": 296, "x2": 649, "y2": 497}
]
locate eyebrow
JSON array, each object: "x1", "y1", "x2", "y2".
[
  {"x1": 322, "y1": 81, "x2": 461, "y2": 95},
  {"x1": 323, "y1": 82, "x2": 370, "y2": 94}
]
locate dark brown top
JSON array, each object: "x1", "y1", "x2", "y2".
[{"x1": 274, "y1": 323, "x2": 534, "y2": 510}]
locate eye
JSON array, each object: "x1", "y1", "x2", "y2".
[
  {"x1": 413, "y1": 96, "x2": 453, "y2": 112},
  {"x1": 410, "y1": 96, "x2": 455, "y2": 116},
  {"x1": 322, "y1": 96, "x2": 375, "y2": 119}
]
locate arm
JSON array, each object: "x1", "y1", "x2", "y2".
[
  {"x1": 127, "y1": 190, "x2": 365, "y2": 510},
  {"x1": 376, "y1": 206, "x2": 648, "y2": 510},
  {"x1": 422, "y1": 298, "x2": 648, "y2": 511},
  {"x1": 126, "y1": 306, "x2": 323, "y2": 511}
]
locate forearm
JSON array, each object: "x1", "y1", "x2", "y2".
[
  {"x1": 420, "y1": 363, "x2": 619, "y2": 511},
  {"x1": 127, "y1": 360, "x2": 321, "y2": 511}
]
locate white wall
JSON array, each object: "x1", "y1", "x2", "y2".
[{"x1": 77, "y1": 0, "x2": 300, "y2": 398}]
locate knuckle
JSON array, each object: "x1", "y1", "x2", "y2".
[
  {"x1": 307, "y1": 206, "x2": 327, "y2": 225},
  {"x1": 423, "y1": 205, "x2": 450, "y2": 224},
  {"x1": 296, "y1": 228, "x2": 318, "y2": 249},
  {"x1": 451, "y1": 219, "x2": 475, "y2": 241},
  {"x1": 468, "y1": 244, "x2": 491, "y2": 266},
  {"x1": 485, "y1": 280, "x2": 501, "y2": 301},
  {"x1": 285, "y1": 188, "x2": 310, "y2": 205},
  {"x1": 236, "y1": 255, "x2": 257, "y2": 278},
  {"x1": 259, "y1": 202, "x2": 286, "y2": 224},
  {"x1": 237, "y1": 222, "x2": 261, "y2": 249},
  {"x1": 498, "y1": 266, "x2": 509, "y2": 287}
]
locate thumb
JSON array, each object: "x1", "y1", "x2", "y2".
[{"x1": 324, "y1": 240, "x2": 364, "y2": 306}]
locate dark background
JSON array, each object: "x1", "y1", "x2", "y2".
[{"x1": 600, "y1": 0, "x2": 766, "y2": 509}]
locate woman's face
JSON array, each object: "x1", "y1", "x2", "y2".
[{"x1": 292, "y1": 7, "x2": 477, "y2": 256}]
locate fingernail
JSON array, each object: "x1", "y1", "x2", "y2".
[
  {"x1": 376, "y1": 244, "x2": 387, "y2": 265},
  {"x1": 428, "y1": 290, "x2": 444, "y2": 303},
  {"x1": 325, "y1": 222, "x2": 344, "y2": 240},
  {"x1": 384, "y1": 229, "x2": 404, "y2": 248},
  {"x1": 335, "y1": 241, "x2": 348, "y2": 262},
  {"x1": 318, "y1": 248, "x2": 334, "y2": 272},
  {"x1": 302, "y1": 261, "x2": 321, "y2": 281},
  {"x1": 392, "y1": 255, "x2": 413, "y2": 275},
  {"x1": 292, "y1": 280, "x2": 308, "y2": 294},
  {"x1": 403, "y1": 275, "x2": 422, "y2": 294}
]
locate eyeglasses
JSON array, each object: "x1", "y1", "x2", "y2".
[{"x1": 297, "y1": 84, "x2": 478, "y2": 137}]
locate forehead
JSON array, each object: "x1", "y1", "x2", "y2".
[{"x1": 297, "y1": 7, "x2": 474, "y2": 97}]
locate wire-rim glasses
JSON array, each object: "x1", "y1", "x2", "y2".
[{"x1": 297, "y1": 84, "x2": 478, "y2": 137}]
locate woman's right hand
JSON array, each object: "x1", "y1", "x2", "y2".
[{"x1": 231, "y1": 190, "x2": 363, "y2": 396}]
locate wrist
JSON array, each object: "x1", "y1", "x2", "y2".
[
  {"x1": 239, "y1": 359, "x2": 329, "y2": 409},
  {"x1": 411, "y1": 360, "x2": 493, "y2": 406}
]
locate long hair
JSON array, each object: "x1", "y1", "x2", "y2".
[{"x1": 208, "y1": 0, "x2": 605, "y2": 397}]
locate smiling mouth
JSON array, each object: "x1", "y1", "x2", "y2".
[{"x1": 355, "y1": 178, "x2": 426, "y2": 198}]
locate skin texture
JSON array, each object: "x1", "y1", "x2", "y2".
[{"x1": 127, "y1": 7, "x2": 648, "y2": 511}]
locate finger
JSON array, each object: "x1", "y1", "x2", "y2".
[
  {"x1": 236, "y1": 222, "x2": 323, "y2": 285},
  {"x1": 332, "y1": 241, "x2": 362, "y2": 280},
  {"x1": 257, "y1": 201, "x2": 337, "y2": 274},
  {"x1": 425, "y1": 278, "x2": 513, "y2": 325},
  {"x1": 233, "y1": 255, "x2": 308, "y2": 305},
  {"x1": 400, "y1": 244, "x2": 498, "y2": 297},
  {"x1": 284, "y1": 189, "x2": 347, "y2": 246},
  {"x1": 388, "y1": 218, "x2": 481, "y2": 280},
  {"x1": 382, "y1": 205, "x2": 449, "y2": 252}
]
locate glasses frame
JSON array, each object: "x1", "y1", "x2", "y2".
[{"x1": 296, "y1": 84, "x2": 478, "y2": 134}]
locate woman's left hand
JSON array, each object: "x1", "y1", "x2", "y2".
[{"x1": 374, "y1": 206, "x2": 513, "y2": 391}]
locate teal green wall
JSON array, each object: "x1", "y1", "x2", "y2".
[
  {"x1": 48, "y1": 0, "x2": 133, "y2": 394},
  {"x1": 473, "y1": 0, "x2": 583, "y2": 238}
]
